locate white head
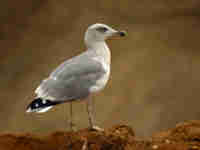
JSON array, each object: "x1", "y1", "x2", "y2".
[{"x1": 84, "y1": 23, "x2": 126, "y2": 48}]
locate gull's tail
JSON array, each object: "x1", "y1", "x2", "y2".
[{"x1": 26, "y1": 98, "x2": 62, "y2": 113}]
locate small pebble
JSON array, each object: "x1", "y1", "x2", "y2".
[
  {"x1": 115, "y1": 130, "x2": 120, "y2": 134},
  {"x1": 191, "y1": 145, "x2": 198, "y2": 150},
  {"x1": 152, "y1": 145, "x2": 159, "y2": 149},
  {"x1": 165, "y1": 139, "x2": 171, "y2": 144}
]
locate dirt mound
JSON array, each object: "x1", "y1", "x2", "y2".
[
  {"x1": 152, "y1": 120, "x2": 200, "y2": 150},
  {"x1": 0, "y1": 120, "x2": 200, "y2": 150}
]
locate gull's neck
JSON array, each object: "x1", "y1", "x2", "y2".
[{"x1": 87, "y1": 41, "x2": 111, "y2": 65}]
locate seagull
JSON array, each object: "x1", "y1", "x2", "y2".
[{"x1": 26, "y1": 23, "x2": 126, "y2": 130}]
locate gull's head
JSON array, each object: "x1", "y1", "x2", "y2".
[{"x1": 84, "y1": 23, "x2": 126, "y2": 47}]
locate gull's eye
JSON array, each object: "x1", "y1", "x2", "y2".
[{"x1": 96, "y1": 27, "x2": 108, "y2": 33}]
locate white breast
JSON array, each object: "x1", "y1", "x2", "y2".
[
  {"x1": 88, "y1": 42, "x2": 111, "y2": 93},
  {"x1": 89, "y1": 58, "x2": 110, "y2": 93}
]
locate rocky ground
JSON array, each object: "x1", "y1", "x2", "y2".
[{"x1": 0, "y1": 120, "x2": 199, "y2": 150}]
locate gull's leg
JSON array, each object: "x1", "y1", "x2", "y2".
[
  {"x1": 86, "y1": 96, "x2": 104, "y2": 131},
  {"x1": 69, "y1": 102, "x2": 76, "y2": 131},
  {"x1": 69, "y1": 102, "x2": 73, "y2": 130},
  {"x1": 86, "y1": 96, "x2": 94, "y2": 128}
]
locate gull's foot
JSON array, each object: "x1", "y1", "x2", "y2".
[
  {"x1": 90, "y1": 126, "x2": 104, "y2": 132},
  {"x1": 69, "y1": 122, "x2": 77, "y2": 132},
  {"x1": 71, "y1": 126, "x2": 77, "y2": 132}
]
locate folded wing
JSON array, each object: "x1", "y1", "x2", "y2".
[{"x1": 35, "y1": 54, "x2": 106, "y2": 102}]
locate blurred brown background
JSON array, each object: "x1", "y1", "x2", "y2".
[{"x1": 1, "y1": 0, "x2": 200, "y2": 137}]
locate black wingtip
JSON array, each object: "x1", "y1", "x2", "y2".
[{"x1": 26, "y1": 98, "x2": 58, "y2": 113}]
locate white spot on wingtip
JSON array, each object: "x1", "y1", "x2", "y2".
[
  {"x1": 26, "y1": 106, "x2": 53, "y2": 113},
  {"x1": 42, "y1": 100, "x2": 46, "y2": 104},
  {"x1": 35, "y1": 103, "x2": 39, "y2": 107},
  {"x1": 36, "y1": 106, "x2": 53, "y2": 113}
]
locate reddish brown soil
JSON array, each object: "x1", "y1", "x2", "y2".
[{"x1": 0, "y1": 120, "x2": 200, "y2": 150}]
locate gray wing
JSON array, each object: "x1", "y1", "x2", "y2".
[{"x1": 35, "y1": 54, "x2": 106, "y2": 101}]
